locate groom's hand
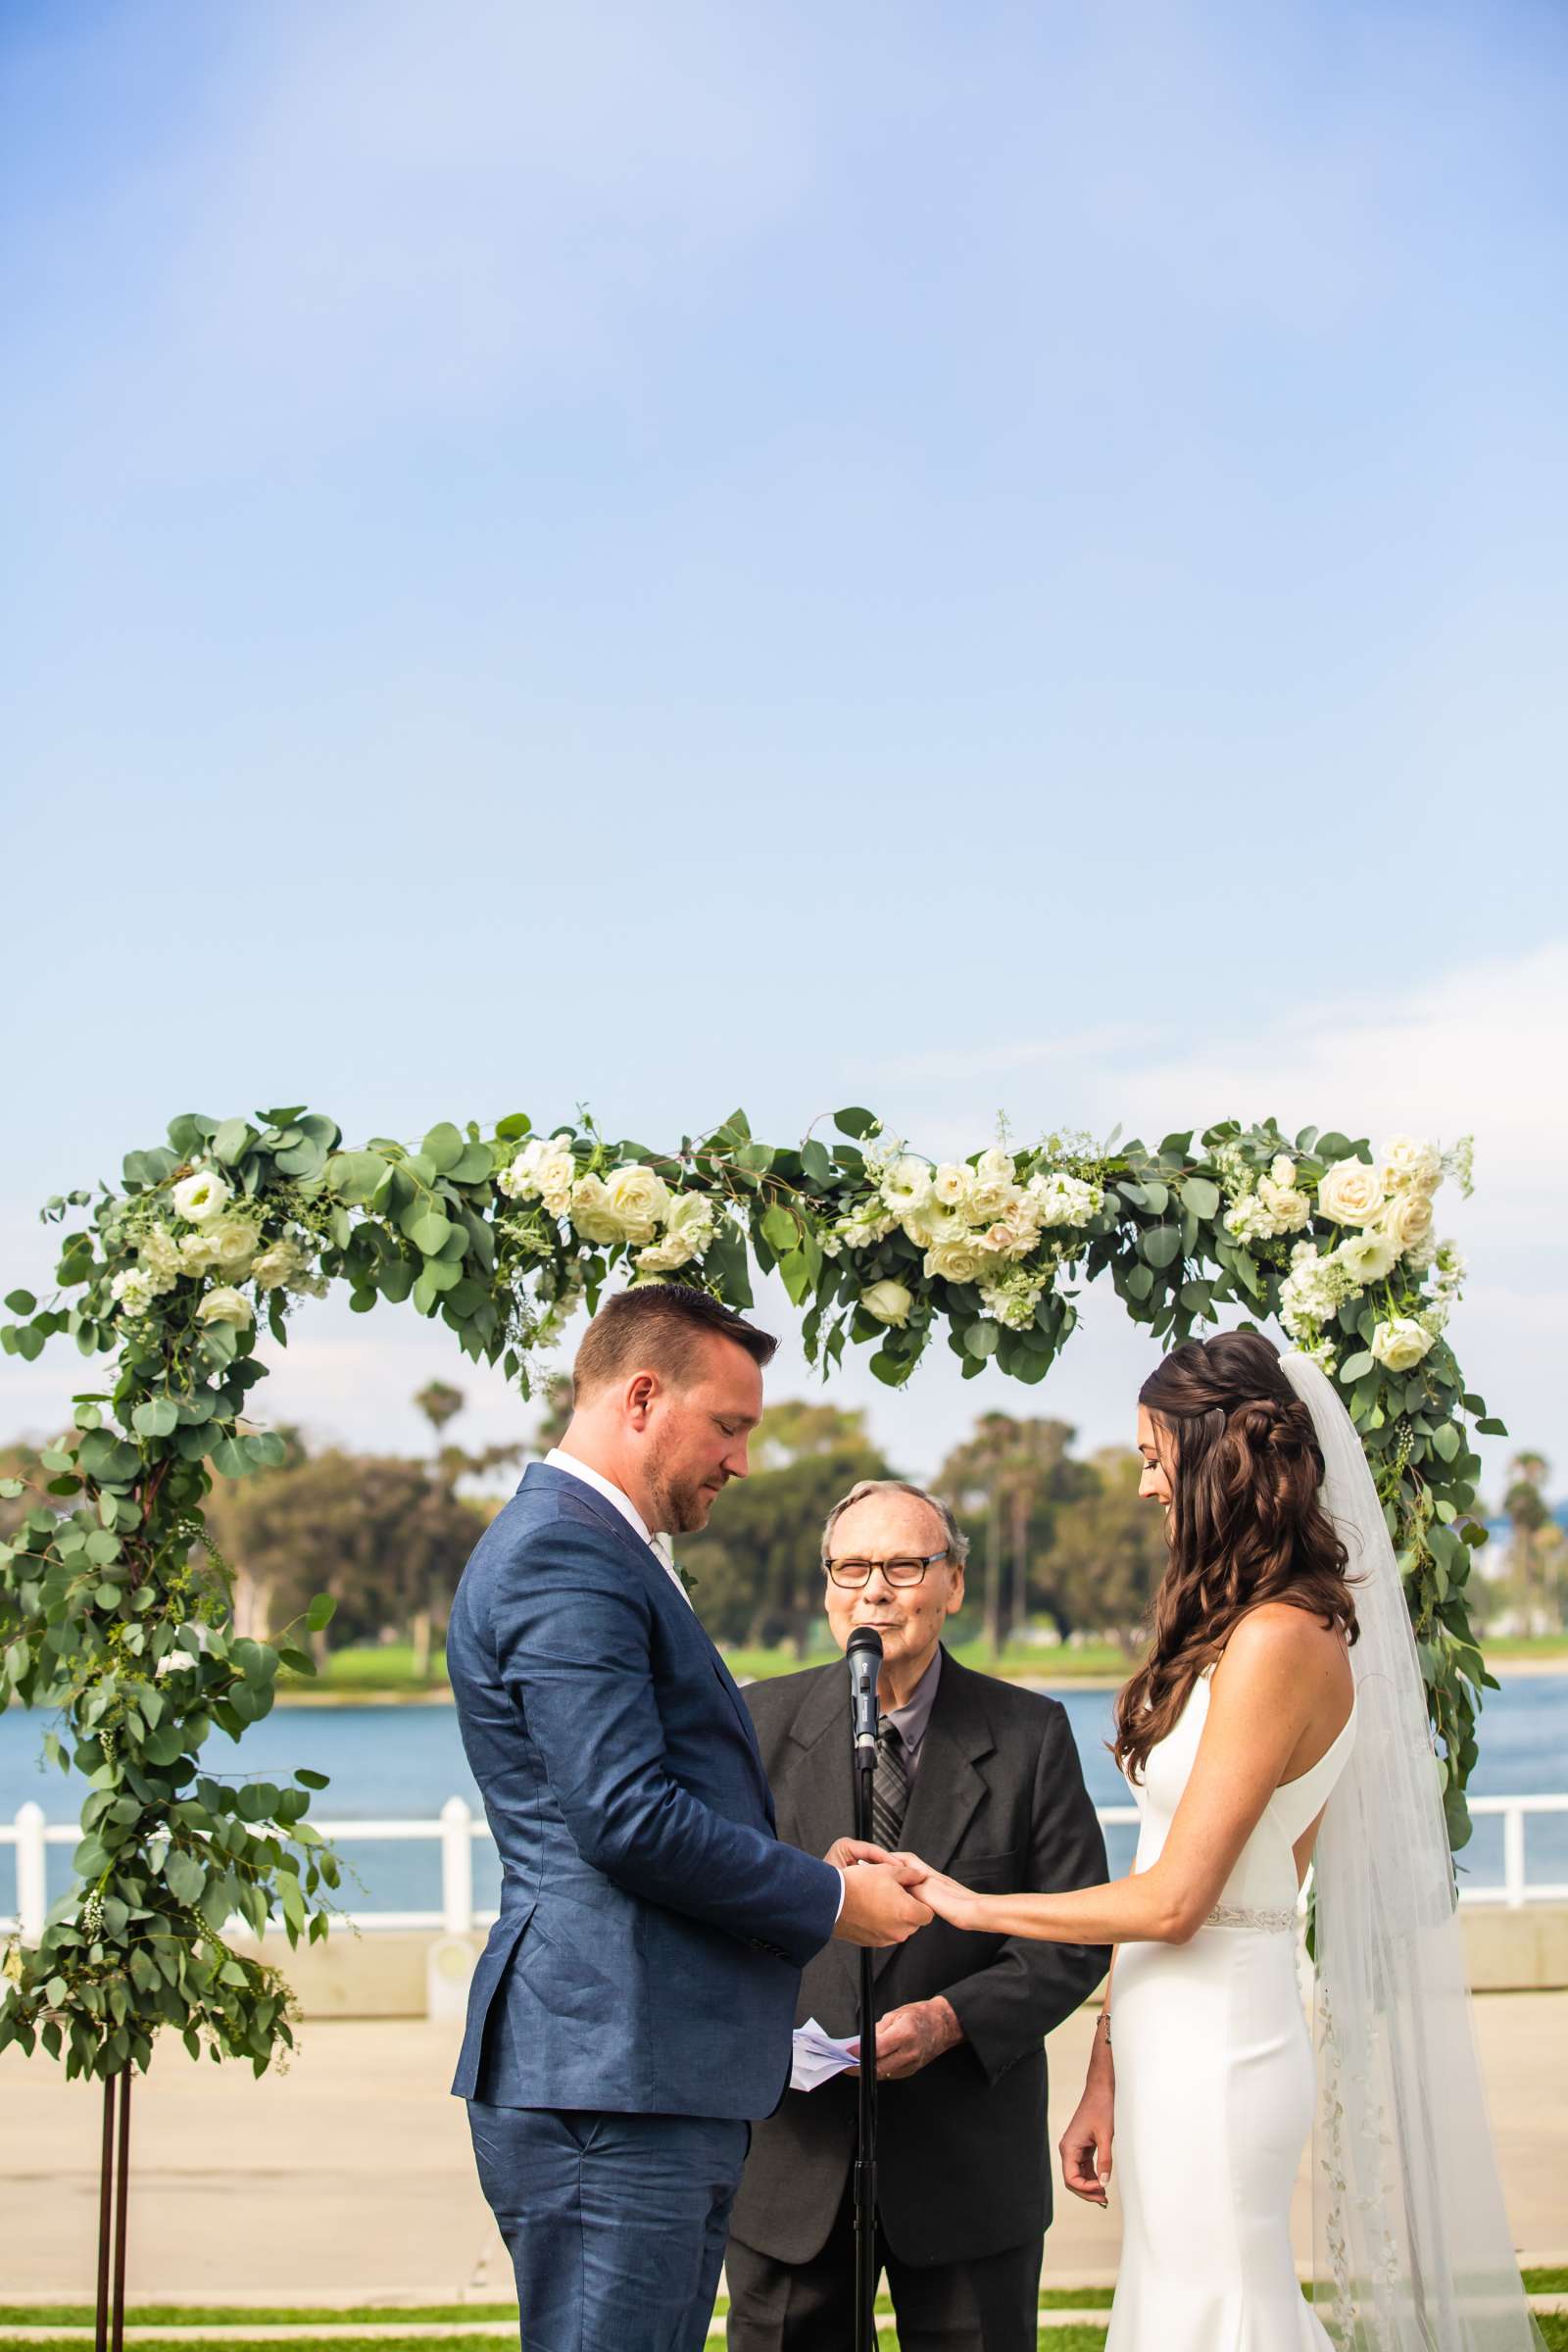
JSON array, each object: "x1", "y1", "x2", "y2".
[
  {"x1": 831, "y1": 1858, "x2": 932, "y2": 1948},
  {"x1": 824, "y1": 1837, "x2": 898, "y2": 1871}
]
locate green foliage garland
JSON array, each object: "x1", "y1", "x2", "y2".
[{"x1": 0, "y1": 1103, "x2": 1498, "y2": 2082}]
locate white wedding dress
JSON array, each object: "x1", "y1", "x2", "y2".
[{"x1": 1105, "y1": 1665, "x2": 1356, "y2": 2351}]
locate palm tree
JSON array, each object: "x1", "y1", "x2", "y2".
[{"x1": 1502, "y1": 1451, "x2": 1552, "y2": 1632}]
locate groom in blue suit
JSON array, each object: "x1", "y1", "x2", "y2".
[{"x1": 446, "y1": 1282, "x2": 931, "y2": 2352}]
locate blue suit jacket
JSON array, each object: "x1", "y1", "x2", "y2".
[{"x1": 447, "y1": 1460, "x2": 842, "y2": 2120}]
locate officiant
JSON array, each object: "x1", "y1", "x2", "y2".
[{"x1": 724, "y1": 1480, "x2": 1110, "y2": 2352}]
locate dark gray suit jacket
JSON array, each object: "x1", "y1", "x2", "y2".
[{"x1": 727, "y1": 1650, "x2": 1109, "y2": 2268}]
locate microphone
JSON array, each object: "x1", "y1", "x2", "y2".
[{"x1": 847, "y1": 1626, "x2": 882, "y2": 1764}]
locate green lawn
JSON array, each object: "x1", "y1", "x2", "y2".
[
  {"x1": 3, "y1": 2277, "x2": 1560, "y2": 2338},
  {"x1": 278, "y1": 1630, "x2": 1568, "y2": 1700},
  {"x1": 12, "y1": 2337, "x2": 1566, "y2": 2352},
  {"x1": 281, "y1": 1639, "x2": 1134, "y2": 1697},
  {"x1": 1479, "y1": 1632, "x2": 1568, "y2": 1661}
]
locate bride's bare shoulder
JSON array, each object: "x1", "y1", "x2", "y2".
[{"x1": 1217, "y1": 1601, "x2": 1347, "y2": 1687}]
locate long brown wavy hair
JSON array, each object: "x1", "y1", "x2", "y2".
[{"x1": 1112, "y1": 1330, "x2": 1358, "y2": 1783}]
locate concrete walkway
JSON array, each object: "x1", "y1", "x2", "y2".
[{"x1": 4, "y1": 1997, "x2": 1563, "y2": 2306}]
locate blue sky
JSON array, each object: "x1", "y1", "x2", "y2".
[{"x1": 2, "y1": 1, "x2": 1564, "y2": 1494}]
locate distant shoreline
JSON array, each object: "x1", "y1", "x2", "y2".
[{"x1": 272, "y1": 1648, "x2": 1566, "y2": 1706}]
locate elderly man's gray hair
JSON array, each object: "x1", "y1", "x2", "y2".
[{"x1": 819, "y1": 1478, "x2": 970, "y2": 1570}]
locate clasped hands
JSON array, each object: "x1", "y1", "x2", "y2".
[{"x1": 826, "y1": 1838, "x2": 985, "y2": 1946}]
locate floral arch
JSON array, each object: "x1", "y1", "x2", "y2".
[{"x1": 0, "y1": 1104, "x2": 1498, "y2": 2082}]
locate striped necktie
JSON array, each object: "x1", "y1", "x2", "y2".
[{"x1": 872, "y1": 1720, "x2": 910, "y2": 1850}]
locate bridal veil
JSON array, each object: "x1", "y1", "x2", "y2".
[{"x1": 1279, "y1": 1350, "x2": 1543, "y2": 2350}]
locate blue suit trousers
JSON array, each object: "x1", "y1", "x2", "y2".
[{"x1": 467, "y1": 2102, "x2": 750, "y2": 2352}]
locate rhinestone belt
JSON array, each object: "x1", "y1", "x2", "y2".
[{"x1": 1204, "y1": 1900, "x2": 1298, "y2": 1934}]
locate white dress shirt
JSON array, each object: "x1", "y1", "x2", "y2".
[{"x1": 543, "y1": 1447, "x2": 693, "y2": 1609}]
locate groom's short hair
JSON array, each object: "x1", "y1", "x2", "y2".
[{"x1": 572, "y1": 1283, "x2": 778, "y2": 1402}]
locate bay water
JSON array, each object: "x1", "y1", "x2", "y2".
[{"x1": 3, "y1": 1674, "x2": 1563, "y2": 1921}]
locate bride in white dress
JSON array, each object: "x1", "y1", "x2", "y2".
[{"x1": 909, "y1": 1331, "x2": 1542, "y2": 2350}]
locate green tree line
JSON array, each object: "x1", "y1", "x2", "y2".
[{"x1": 4, "y1": 1406, "x2": 1558, "y2": 1673}]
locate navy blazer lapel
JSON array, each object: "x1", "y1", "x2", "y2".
[
  {"x1": 520, "y1": 1459, "x2": 666, "y2": 1587},
  {"x1": 520, "y1": 1462, "x2": 773, "y2": 1806}
]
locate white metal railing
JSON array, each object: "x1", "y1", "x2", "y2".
[{"x1": 4, "y1": 1792, "x2": 1566, "y2": 1941}]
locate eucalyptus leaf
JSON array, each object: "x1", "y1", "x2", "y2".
[
  {"x1": 76, "y1": 1430, "x2": 140, "y2": 1485},
  {"x1": 760, "y1": 1204, "x2": 798, "y2": 1254},
  {"x1": 422, "y1": 1122, "x2": 465, "y2": 1171},
  {"x1": 212, "y1": 1118, "x2": 255, "y2": 1167}
]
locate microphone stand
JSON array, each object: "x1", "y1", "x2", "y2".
[{"x1": 850, "y1": 1656, "x2": 880, "y2": 2352}]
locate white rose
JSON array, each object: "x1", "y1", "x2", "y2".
[
  {"x1": 1334, "y1": 1230, "x2": 1399, "y2": 1286},
  {"x1": 1379, "y1": 1192, "x2": 1435, "y2": 1258},
  {"x1": 1370, "y1": 1315, "x2": 1436, "y2": 1372},
  {"x1": 568, "y1": 1174, "x2": 624, "y2": 1247},
  {"x1": 900, "y1": 1199, "x2": 956, "y2": 1250},
  {"x1": 604, "y1": 1162, "x2": 672, "y2": 1246},
  {"x1": 139, "y1": 1227, "x2": 183, "y2": 1283},
  {"x1": 197, "y1": 1286, "x2": 255, "y2": 1329},
  {"x1": 636, "y1": 1194, "x2": 716, "y2": 1273},
  {"x1": 1256, "y1": 1176, "x2": 1312, "y2": 1234},
  {"x1": 932, "y1": 1163, "x2": 973, "y2": 1209},
  {"x1": 253, "y1": 1240, "x2": 306, "y2": 1292},
  {"x1": 983, "y1": 1219, "x2": 1031, "y2": 1259},
  {"x1": 111, "y1": 1268, "x2": 157, "y2": 1316},
  {"x1": 880, "y1": 1155, "x2": 935, "y2": 1216},
  {"x1": 1380, "y1": 1135, "x2": 1442, "y2": 1195},
  {"x1": 860, "y1": 1280, "x2": 913, "y2": 1328},
  {"x1": 1269, "y1": 1154, "x2": 1298, "y2": 1189},
  {"x1": 179, "y1": 1231, "x2": 218, "y2": 1273},
  {"x1": 535, "y1": 1152, "x2": 576, "y2": 1217},
  {"x1": 924, "y1": 1236, "x2": 989, "y2": 1284},
  {"x1": 1316, "y1": 1158, "x2": 1385, "y2": 1227},
  {"x1": 968, "y1": 1146, "x2": 1019, "y2": 1216},
  {"x1": 838, "y1": 1204, "x2": 898, "y2": 1250},
  {"x1": 205, "y1": 1217, "x2": 258, "y2": 1276},
  {"x1": 172, "y1": 1168, "x2": 231, "y2": 1225}
]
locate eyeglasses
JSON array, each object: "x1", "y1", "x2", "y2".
[{"x1": 825, "y1": 1548, "x2": 950, "y2": 1590}]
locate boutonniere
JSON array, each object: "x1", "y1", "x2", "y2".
[{"x1": 676, "y1": 1563, "x2": 700, "y2": 1598}]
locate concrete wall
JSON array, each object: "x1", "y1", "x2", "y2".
[{"x1": 237, "y1": 1905, "x2": 1568, "y2": 2021}]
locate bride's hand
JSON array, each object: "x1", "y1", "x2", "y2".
[
  {"x1": 896, "y1": 1862, "x2": 989, "y2": 1933},
  {"x1": 1059, "y1": 2076, "x2": 1114, "y2": 2208}
]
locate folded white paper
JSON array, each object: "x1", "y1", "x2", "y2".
[{"x1": 790, "y1": 2016, "x2": 860, "y2": 2092}]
